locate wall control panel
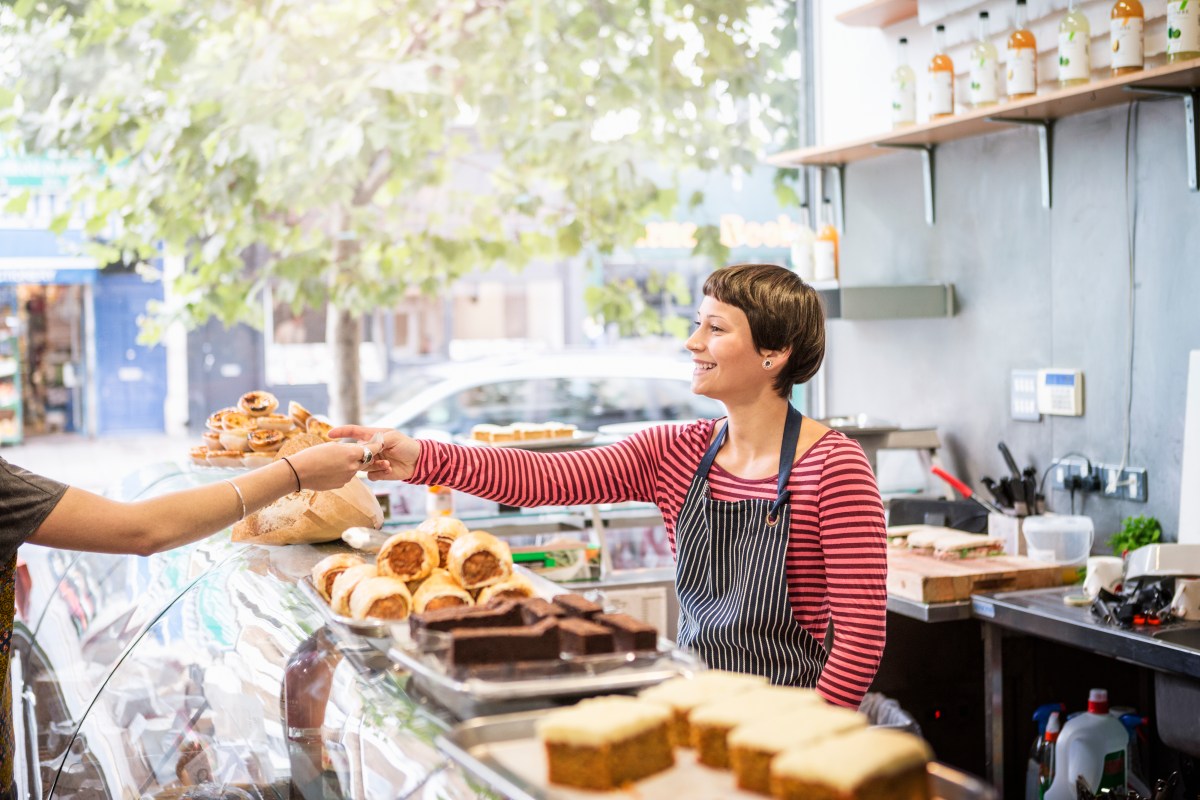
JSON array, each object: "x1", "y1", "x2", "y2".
[{"x1": 1036, "y1": 368, "x2": 1084, "y2": 416}]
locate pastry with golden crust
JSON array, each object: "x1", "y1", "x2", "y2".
[
  {"x1": 411, "y1": 568, "x2": 475, "y2": 613},
  {"x1": 189, "y1": 446, "x2": 210, "y2": 466},
  {"x1": 330, "y1": 563, "x2": 378, "y2": 616},
  {"x1": 377, "y1": 529, "x2": 440, "y2": 582},
  {"x1": 416, "y1": 516, "x2": 470, "y2": 568},
  {"x1": 306, "y1": 416, "x2": 333, "y2": 440},
  {"x1": 311, "y1": 553, "x2": 367, "y2": 601},
  {"x1": 248, "y1": 429, "x2": 285, "y2": 453},
  {"x1": 476, "y1": 572, "x2": 536, "y2": 605},
  {"x1": 288, "y1": 400, "x2": 313, "y2": 430},
  {"x1": 239, "y1": 390, "x2": 279, "y2": 417},
  {"x1": 256, "y1": 413, "x2": 294, "y2": 432},
  {"x1": 348, "y1": 575, "x2": 413, "y2": 620},
  {"x1": 447, "y1": 530, "x2": 513, "y2": 590},
  {"x1": 205, "y1": 450, "x2": 245, "y2": 469}
]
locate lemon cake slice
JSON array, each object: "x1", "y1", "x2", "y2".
[
  {"x1": 638, "y1": 670, "x2": 768, "y2": 747},
  {"x1": 687, "y1": 686, "x2": 824, "y2": 769},
  {"x1": 770, "y1": 727, "x2": 934, "y2": 800},
  {"x1": 727, "y1": 705, "x2": 868, "y2": 794},
  {"x1": 536, "y1": 696, "x2": 674, "y2": 790}
]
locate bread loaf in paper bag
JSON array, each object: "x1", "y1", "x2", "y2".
[{"x1": 232, "y1": 476, "x2": 383, "y2": 545}]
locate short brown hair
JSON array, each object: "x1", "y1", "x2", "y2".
[{"x1": 702, "y1": 264, "x2": 824, "y2": 398}]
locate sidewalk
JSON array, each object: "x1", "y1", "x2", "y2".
[{"x1": 1, "y1": 432, "x2": 196, "y2": 494}]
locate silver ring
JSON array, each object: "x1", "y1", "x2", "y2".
[{"x1": 359, "y1": 445, "x2": 374, "y2": 466}]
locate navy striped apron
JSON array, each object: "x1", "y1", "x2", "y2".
[{"x1": 674, "y1": 404, "x2": 828, "y2": 687}]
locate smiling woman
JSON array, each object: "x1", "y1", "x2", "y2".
[{"x1": 334, "y1": 264, "x2": 888, "y2": 709}]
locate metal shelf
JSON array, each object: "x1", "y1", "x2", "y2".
[{"x1": 817, "y1": 282, "x2": 956, "y2": 320}]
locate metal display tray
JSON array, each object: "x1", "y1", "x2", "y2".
[
  {"x1": 299, "y1": 570, "x2": 703, "y2": 719},
  {"x1": 437, "y1": 711, "x2": 998, "y2": 800}
]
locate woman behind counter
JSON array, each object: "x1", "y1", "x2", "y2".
[
  {"x1": 335, "y1": 263, "x2": 888, "y2": 708},
  {"x1": 0, "y1": 437, "x2": 380, "y2": 788}
]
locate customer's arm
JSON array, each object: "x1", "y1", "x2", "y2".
[{"x1": 27, "y1": 439, "x2": 378, "y2": 556}]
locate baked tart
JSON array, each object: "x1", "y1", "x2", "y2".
[
  {"x1": 305, "y1": 416, "x2": 333, "y2": 440},
  {"x1": 189, "y1": 446, "x2": 211, "y2": 466},
  {"x1": 218, "y1": 428, "x2": 252, "y2": 452},
  {"x1": 247, "y1": 429, "x2": 285, "y2": 453},
  {"x1": 241, "y1": 452, "x2": 274, "y2": 469},
  {"x1": 256, "y1": 413, "x2": 294, "y2": 432},
  {"x1": 205, "y1": 450, "x2": 245, "y2": 469},
  {"x1": 202, "y1": 431, "x2": 222, "y2": 451},
  {"x1": 239, "y1": 390, "x2": 279, "y2": 417},
  {"x1": 288, "y1": 400, "x2": 313, "y2": 430}
]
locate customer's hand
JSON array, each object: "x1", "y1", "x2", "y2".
[
  {"x1": 326, "y1": 426, "x2": 420, "y2": 482},
  {"x1": 287, "y1": 439, "x2": 383, "y2": 490}
]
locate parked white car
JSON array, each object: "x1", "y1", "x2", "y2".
[{"x1": 367, "y1": 351, "x2": 724, "y2": 439}]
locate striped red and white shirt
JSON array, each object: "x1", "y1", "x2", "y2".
[{"x1": 410, "y1": 418, "x2": 887, "y2": 708}]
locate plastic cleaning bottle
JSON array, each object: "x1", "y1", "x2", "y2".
[
  {"x1": 1038, "y1": 712, "x2": 1061, "y2": 798},
  {"x1": 1026, "y1": 703, "x2": 1066, "y2": 800},
  {"x1": 1043, "y1": 689, "x2": 1129, "y2": 800}
]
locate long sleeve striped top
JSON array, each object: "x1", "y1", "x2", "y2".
[{"x1": 410, "y1": 419, "x2": 888, "y2": 708}]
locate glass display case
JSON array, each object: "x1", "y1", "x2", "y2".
[{"x1": 11, "y1": 465, "x2": 683, "y2": 800}]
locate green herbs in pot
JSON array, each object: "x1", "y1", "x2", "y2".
[{"x1": 1108, "y1": 515, "x2": 1163, "y2": 557}]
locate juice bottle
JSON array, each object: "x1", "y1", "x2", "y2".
[
  {"x1": 1110, "y1": 0, "x2": 1145, "y2": 76},
  {"x1": 929, "y1": 24, "x2": 955, "y2": 119},
  {"x1": 1007, "y1": 0, "x2": 1038, "y2": 100},
  {"x1": 1166, "y1": 0, "x2": 1200, "y2": 63},
  {"x1": 892, "y1": 36, "x2": 917, "y2": 128},
  {"x1": 969, "y1": 11, "x2": 1000, "y2": 107},
  {"x1": 813, "y1": 202, "x2": 839, "y2": 283},
  {"x1": 1058, "y1": 0, "x2": 1092, "y2": 87}
]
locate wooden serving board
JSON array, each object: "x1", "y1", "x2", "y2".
[{"x1": 887, "y1": 549, "x2": 1066, "y2": 604}]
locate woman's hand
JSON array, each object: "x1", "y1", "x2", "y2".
[
  {"x1": 326, "y1": 425, "x2": 420, "y2": 481},
  {"x1": 286, "y1": 439, "x2": 383, "y2": 490}
]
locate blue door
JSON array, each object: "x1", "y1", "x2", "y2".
[{"x1": 93, "y1": 272, "x2": 167, "y2": 434}]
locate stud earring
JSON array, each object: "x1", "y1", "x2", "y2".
[{"x1": 762, "y1": 359, "x2": 773, "y2": 369}]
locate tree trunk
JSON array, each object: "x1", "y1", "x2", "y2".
[{"x1": 327, "y1": 304, "x2": 362, "y2": 425}]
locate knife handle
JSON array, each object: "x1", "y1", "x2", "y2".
[
  {"x1": 998, "y1": 442, "x2": 1022, "y2": 479},
  {"x1": 931, "y1": 466, "x2": 973, "y2": 498}
]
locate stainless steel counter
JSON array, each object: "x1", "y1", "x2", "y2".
[{"x1": 972, "y1": 586, "x2": 1200, "y2": 678}]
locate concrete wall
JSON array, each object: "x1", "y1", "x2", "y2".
[{"x1": 830, "y1": 98, "x2": 1200, "y2": 544}]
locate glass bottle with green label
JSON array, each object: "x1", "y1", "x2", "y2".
[
  {"x1": 1058, "y1": 0, "x2": 1092, "y2": 87},
  {"x1": 1167, "y1": 0, "x2": 1200, "y2": 63},
  {"x1": 969, "y1": 11, "x2": 1000, "y2": 107}
]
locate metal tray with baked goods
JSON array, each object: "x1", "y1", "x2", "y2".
[
  {"x1": 297, "y1": 574, "x2": 400, "y2": 640},
  {"x1": 437, "y1": 711, "x2": 998, "y2": 800},
  {"x1": 390, "y1": 628, "x2": 704, "y2": 720}
]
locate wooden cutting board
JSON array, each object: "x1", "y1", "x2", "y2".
[{"x1": 887, "y1": 549, "x2": 1066, "y2": 603}]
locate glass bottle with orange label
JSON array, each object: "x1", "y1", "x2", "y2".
[
  {"x1": 928, "y1": 24, "x2": 955, "y2": 119},
  {"x1": 1110, "y1": 0, "x2": 1145, "y2": 76},
  {"x1": 1007, "y1": 0, "x2": 1038, "y2": 100},
  {"x1": 813, "y1": 201, "x2": 839, "y2": 283}
]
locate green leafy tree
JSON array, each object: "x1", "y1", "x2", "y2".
[{"x1": 0, "y1": 0, "x2": 799, "y2": 422}]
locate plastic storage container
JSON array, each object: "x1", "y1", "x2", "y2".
[{"x1": 1023, "y1": 514, "x2": 1094, "y2": 565}]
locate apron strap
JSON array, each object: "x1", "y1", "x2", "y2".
[
  {"x1": 767, "y1": 404, "x2": 804, "y2": 522},
  {"x1": 696, "y1": 405, "x2": 805, "y2": 522}
]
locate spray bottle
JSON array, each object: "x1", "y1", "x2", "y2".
[
  {"x1": 1038, "y1": 712, "x2": 1061, "y2": 798},
  {"x1": 1026, "y1": 703, "x2": 1066, "y2": 800}
]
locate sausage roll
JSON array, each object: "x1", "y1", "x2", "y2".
[
  {"x1": 447, "y1": 530, "x2": 513, "y2": 590},
  {"x1": 416, "y1": 516, "x2": 470, "y2": 568},
  {"x1": 311, "y1": 553, "x2": 367, "y2": 601},
  {"x1": 349, "y1": 576, "x2": 413, "y2": 621},
  {"x1": 476, "y1": 572, "x2": 536, "y2": 606},
  {"x1": 330, "y1": 563, "x2": 378, "y2": 616},
  {"x1": 377, "y1": 529, "x2": 440, "y2": 582},
  {"x1": 411, "y1": 568, "x2": 475, "y2": 614}
]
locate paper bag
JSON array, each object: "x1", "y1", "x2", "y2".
[{"x1": 232, "y1": 476, "x2": 383, "y2": 546}]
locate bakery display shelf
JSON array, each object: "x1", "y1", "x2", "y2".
[
  {"x1": 768, "y1": 59, "x2": 1200, "y2": 223},
  {"x1": 768, "y1": 59, "x2": 1200, "y2": 168},
  {"x1": 437, "y1": 711, "x2": 999, "y2": 800},
  {"x1": 834, "y1": 0, "x2": 917, "y2": 29}
]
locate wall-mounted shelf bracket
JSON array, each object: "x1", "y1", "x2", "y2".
[
  {"x1": 1122, "y1": 85, "x2": 1199, "y2": 191},
  {"x1": 987, "y1": 117, "x2": 1054, "y2": 208},
  {"x1": 808, "y1": 163, "x2": 847, "y2": 233},
  {"x1": 875, "y1": 143, "x2": 936, "y2": 225}
]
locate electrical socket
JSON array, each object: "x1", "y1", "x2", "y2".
[
  {"x1": 1051, "y1": 460, "x2": 1147, "y2": 501},
  {"x1": 1098, "y1": 464, "x2": 1148, "y2": 502}
]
